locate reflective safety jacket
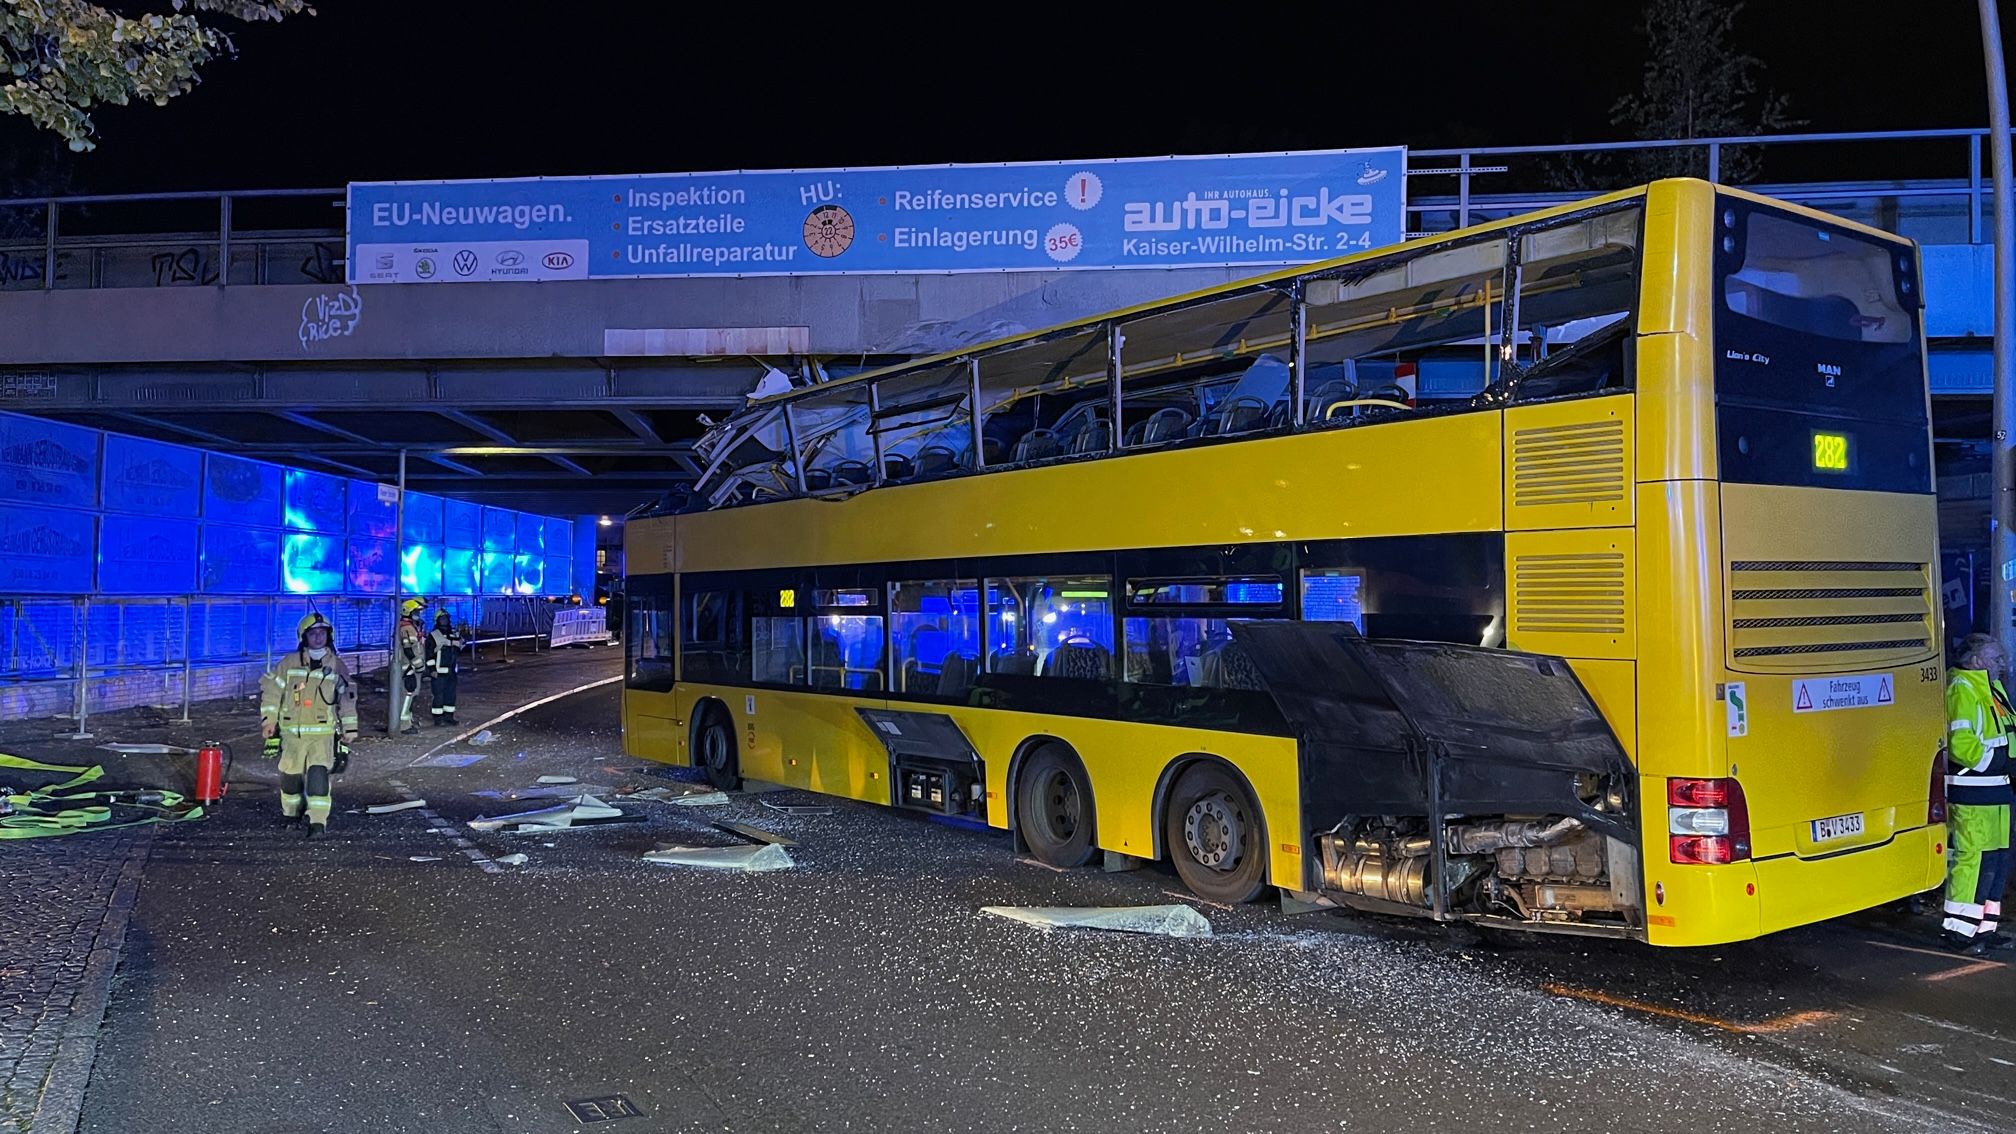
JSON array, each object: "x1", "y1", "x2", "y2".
[
  {"x1": 260, "y1": 650, "x2": 360, "y2": 740},
  {"x1": 397, "y1": 617, "x2": 425, "y2": 675},
  {"x1": 1946, "y1": 667, "x2": 2016, "y2": 806},
  {"x1": 425, "y1": 627, "x2": 462, "y2": 675}
]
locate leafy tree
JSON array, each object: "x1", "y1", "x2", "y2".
[
  {"x1": 1608, "y1": 0, "x2": 1799, "y2": 182},
  {"x1": 0, "y1": 0, "x2": 311, "y2": 152}
]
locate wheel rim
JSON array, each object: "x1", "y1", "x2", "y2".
[
  {"x1": 1037, "y1": 768, "x2": 1080, "y2": 841},
  {"x1": 701, "y1": 725, "x2": 729, "y2": 773},
  {"x1": 1183, "y1": 790, "x2": 1245, "y2": 871}
]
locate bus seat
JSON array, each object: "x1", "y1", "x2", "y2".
[
  {"x1": 937, "y1": 653, "x2": 978, "y2": 696},
  {"x1": 882, "y1": 454, "x2": 915, "y2": 482},
  {"x1": 831, "y1": 459, "x2": 872, "y2": 486},
  {"x1": 916, "y1": 446, "x2": 961, "y2": 477},
  {"x1": 1069, "y1": 420, "x2": 1112, "y2": 454},
  {"x1": 1141, "y1": 408, "x2": 1192, "y2": 445},
  {"x1": 990, "y1": 650, "x2": 1037, "y2": 676},
  {"x1": 805, "y1": 467, "x2": 834, "y2": 490},
  {"x1": 1011, "y1": 429, "x2": 1062, "y2": 463},
  {"x1": 1200, "y1": 637, "x2": 1266, "y2": 690},
  {"x1": 1304, "y1": 379, "x2": 1359, "y2": 421},
  {"x1": 1203, "y1": 395, "x2": 1270, "y2": 437},
  {"x1": 1044, "y1": 640, "x2": 1111, "y2": 680}
]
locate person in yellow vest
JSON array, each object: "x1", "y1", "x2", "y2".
[
  {"x1": 259, "y1": 613, "x2": 359, "y2": 839},
  {"x1": 1943, "y1": 633, "x2": 2014, "y2": 954},
  {"x1": 394, "y1": 597, "x2": 427, "y2": 735}
]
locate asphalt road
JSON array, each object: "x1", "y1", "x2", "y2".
[{"x1": 73, "y1": 682, "x2": 2016, "y2": 1134}]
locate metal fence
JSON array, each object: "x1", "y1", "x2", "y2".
[
  {"x1": 0, "y1": 593, "x2": 605, "y2": 730},
  {"x1": 0, "y1": 127, "x2": 2004, "y2": 293}
]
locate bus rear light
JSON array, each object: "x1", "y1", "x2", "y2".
[
  {"x1": 1928, "y1": 751, "x2": 1949, "y2": 824},
  {"x1": 1667, "y1": 777, "x2": 1750, "y2": 864}
]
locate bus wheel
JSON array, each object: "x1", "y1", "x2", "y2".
[
  {"x1": 1165, "y1": 763, "x2": 1266, "y2": 904},
  {"x1": 697, "y1": 705, "x2": 741, "y2": 792},
  {"x1": 1017, "y1": 744, "x2": 1096, "y2": 868}
]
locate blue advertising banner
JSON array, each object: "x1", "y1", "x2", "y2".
[
  {"x1": 280, "y1": 532, "x2": 343, "y2": 594},
  {"x1": 480, "y1": 551, "x2": 515, "y2": 596},
  {"x1": 0, "y1": 413, "x2": 99, "y2": 510},
  {"x1": 202, "y1": 525, "x2": 280, "y2": 594},
  {"x1": 403, "y1": 542, "x2": 444, "y2": 597},
  {"x1": 517, "y1": 512, "x2": 545, "y2": 555},
  {"x1": 402, "y1": 491, "x2": 444, "y2": 546},
  {"x1": 204, "y1": 455, "x2": 282, "y2": 528},
  {"x1": 347, "y1": 538, "x2": 396, "y2": 595},
  {"x1": 444, "y1": 498, "x2": 481, "y2": 549},
  {"x1": 481, "y1": 506, "x2": 517, "y2": 555},
  {"x1": 0, "y1": 504, "x2": 94, "y2": 593},
  {"x1": 99, "y1": 515, "x2": 199, "y2": 594},
  {"x1": 103, "y1": 434, "x2": 201, "y2": 517},
  {"x1": 284, "y1": 468, "x2": 348, "y2": 533},
  {"x1": 347, "y1": 147, "x2": 1406, "y2": 282},
  {"x1": 443, "y1": 547, "x2": 478, "y2": 596}
]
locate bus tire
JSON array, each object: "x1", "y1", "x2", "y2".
[
  {"x1": 1016, "y1": 744, "x2": 1096, "y2": 869},
  {"x1": 696, "y1": 703, "x2": 741, "y2": 792},
  {"x1": 1165, "y1": 762, "x2": 1267, "y2": 904}
]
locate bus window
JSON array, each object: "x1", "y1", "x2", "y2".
[
  {"x1": 680, "y1": 590, "x2": 746, "y2": 684},
  {"x1": 874, "y1": 365, "x2": 974, "y2": 483},
  {"x1": 975, "y1": 330, "x2": 1111, "y2": 466},
  {"x1": 1118, "y1": 289, "x2": 1293, "y2": 444},
  {"x1": 1506, "y1": 206, "x2": 1641, "y2": 401},
  {"x1": 1299, "y1": 571, "x2": 1366, "y2": 630},
  {"x1": 1121, "y1": 576, "x2": 1279, "y2": 689},
  {"x1": 793, "y1": 387, "x2": 873, "y2": 491},
  {"x1": 986, "y1": 576, "x2": 1113, "y2": 679},
  {"x1": 625, "y1": 597, "x2": 675, "y2": 691},
  {"x1": 1303, "y1": 237, "x2": 1507, "y2": 417},
  {"x1": 810, "y1": 588, "x2": 885, "y2": 691},
  {"x1": 890, "y1": 579, "x2": 981, "y2": 696},
  {"x1": 750, "y1": 586, "x2": 804, "y2": 685}
]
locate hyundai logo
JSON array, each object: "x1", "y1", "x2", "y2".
[{"x1": 496, "y1": 250, "x2": 525, "y2": 267}]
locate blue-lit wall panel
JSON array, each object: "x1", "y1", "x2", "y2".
[
  {"x1": 444, "y1": 498, "x2": 481, "y2": 548},
  {"x1": 204, "y1": 455, "x2": 282, "y2": 528},
  {"x1": 444, "y1": 547, "x2": 478, "y2": 595},
  {"x1": 514, "y1": 552, "x2": 544, "y2": 595},
  {"x1": 402, "y1": 542, "x2": 444, "y2": 596},
  {"x1": 543, "y1": 517, "x2": 571, "y2": 564},
  {"x1": 402, "y1": 492, "x2": 444, "y2": 546},
  {"x1": 0, "y1": 415, "x2": 99, "y2": 510},
  {"x1": 481, "y1": 551, "x2": 515, "y2": 595},
  {"x1": 574, "y1": 515, "x2": 597, "y2": 599},
  {"x1": 481, "y1": 506, "x2": 517, "y2": 554},
  {"x1": 283, "y1": 468, "x2": 348, "y2": 533},
  {"x1": 549, "y1": 558, "x2": 573, "y2": 598},
  {"x1": 201, "y1": 525, "x2": 280, "y2": 593},
  {"x1": 0, "y1": 504, "x2": 95, "y2": 592},
  {"x1": 99, "y1": 515, "x2": 198, "y2": 594},
  {"x1": 279, "y1": 531, "x2": 342, "y2": 594},
  {"x1": 347, "y1": 480, "x2": 398, "y2": 540},
  {"x1": 102, "y1": 435, "x2": 200, "y2": 517},
  {"x1": 517, "y1": 512, "x2": 545, "y2": 555},
  {"x1": 347, "y1": 538, "x2": 396, "y2": 595}
]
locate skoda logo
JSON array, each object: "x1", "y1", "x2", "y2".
[
  {"x1": 414, "y1": 257, "x2": 436, "y2": 279},
  {"x1": 452, "y1": 249, "x2": 479, "y2": 276},
  {"x1": 543, "y1": 251, "x2": 574, "y2": 270}
]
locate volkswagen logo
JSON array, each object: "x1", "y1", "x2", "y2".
[{"x1": 452, "y1": 249, "x2": 479, "y2": 276}]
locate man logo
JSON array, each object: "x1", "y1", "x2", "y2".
[
  {"x1": 496, "y1": 250, "x2": 525, "y2": 267},
  {"x1": 543, "y1": 251, "x2": 574, "y2": 270},
  {"x1": 452, "y1": 249, "x2": 479, "y2": 276}
]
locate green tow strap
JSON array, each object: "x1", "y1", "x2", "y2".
[{"x1": 0, "y1": 752, "x2": 206, "y2": 840}]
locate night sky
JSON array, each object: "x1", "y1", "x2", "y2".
[{"x1": 3, "y1": 1, "x2": 2010, "y2": 196}]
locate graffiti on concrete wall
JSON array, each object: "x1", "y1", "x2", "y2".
[{"x1": 298, "y1": 285, "x2": 363, "y2": 350}]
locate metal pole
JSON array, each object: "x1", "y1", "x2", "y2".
[
  {"x1": 217, "y1": 194, "x2": 233, "y2": 286},
  {"x1": 179, "y1": 596, "x2": 193, "y2": 724},
  {"x1": 386, "y1": 450, "x2": 407, "y2": 733},
  {"x1": 62, "y1": 598, "x2": 91, "y2": 739},
  {"x1": 42, "y1": 201, "x2": 56, "y2": 290},
  {"x1": 1983, "y1": 0, "x2": 2016, "y2": 655}
]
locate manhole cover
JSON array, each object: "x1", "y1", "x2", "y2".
[{"x1": 563, "y1": 1095, "x2": 646, "y2": 1123}]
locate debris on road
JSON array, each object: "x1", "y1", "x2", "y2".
[
  {"x1": 535, "y1": 775, "x2": 579, "y2": 785},
  {"x1": 495, "y1": 853, "x2": 529, "y2": 867},
  {"x1": 408, "y1": 856, "x2": 442, "y2": 863},
  {"x1": 713, "y1": 820, "x2": 796, "y2": 847},
  {"x1": 365, "y1": 799, "x2": 426, "y2": 815},
  {"x1": 412, "y1": 752, "x2": 486, "y2": 768},
  {"x1": 469, "y1": 730, "x2": 498, "y2": 745},
  {"x1": 643, "y1": 843, "x2": 794, "y2": 871},
  {"x1": 671, "y1": 791, "x2": 731, "y2": 807},
  {"x1": 980, "y1": 904, "x2": 1214, "y2": 939},
  {"x1": 467, "y1": 794, "x2": 623, "y2": 832},
  {"x1": 760, "y1": 799, "x2": 835, "y2": 816},
  {"x1": 470, "y1": 784, "x2": 620, "y2": 802}
]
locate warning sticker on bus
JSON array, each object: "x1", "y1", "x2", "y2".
[{"x1": 1790, "y1": 673, "x2": 1894, "y2": 714}]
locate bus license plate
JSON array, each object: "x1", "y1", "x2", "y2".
[{"x1": 1810, "y1": 813, "x2": 1865, "y2": 843}]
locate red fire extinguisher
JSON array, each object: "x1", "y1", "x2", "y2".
[{"x1": 194, "y1": 741, "x2": 228, "y2": 806}]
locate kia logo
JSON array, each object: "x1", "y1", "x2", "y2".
[{"x1": 543, "y1": 251, "x2": 574, "y2": 270}]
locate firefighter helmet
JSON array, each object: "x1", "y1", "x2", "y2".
[
  {"x1": 401, "y1": 598, "x2": 426, "y2": 617},
  {"x1": 296, "y1": 612, "x2": 332, "y2": 640},
  {"x1": 435, "y1": 609, "x2": 451, "y2": 626}
]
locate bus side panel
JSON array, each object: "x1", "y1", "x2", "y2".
[
  {"x1": 624, "y1": 688, "x2": 685, "y2": 765},
  {"x1": 949, "y1": 710, "x2": 1306, "y2": 890}
]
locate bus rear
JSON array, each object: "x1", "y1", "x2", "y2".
[{"x1": 1655, "y1": 191, "x2": 1947, "y2": 945}]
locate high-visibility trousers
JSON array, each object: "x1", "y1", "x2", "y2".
[{"x1": 1944, "y1": 802, "x2": 2012, "y2": 938}]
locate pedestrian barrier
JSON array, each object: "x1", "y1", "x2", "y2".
[{"x1": 549, "y1": 607, "x2": 608, "y2": 648}]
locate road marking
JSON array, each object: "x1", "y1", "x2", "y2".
[
  {"x1": 389, "y1": 778, "x2": 499, "y2": 874},
  {"x1": 1540, "y1": 982, "x2": 1837, "y2": 1035},
  {"x1": 1922, "y1": 959, "x2": 2004, "y2": 982},
  {"x1": 1867, "y1": 939, "x2": 2011, "y2": 980},
  {"x1": 1902, "y1": 1013, "x2": 2016, "y2": 1048},
  {"x1": 408, "y1": 673, "x2": 624, "y2": 767}
]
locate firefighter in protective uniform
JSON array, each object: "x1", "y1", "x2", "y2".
[
  {"x1": 424, "y1": 608, "x2": 464, "y2": 725},
  {"x1": 394, "y1": 597, "x2": 426, "y2": 734},
  {"x1": 1943, "y1": 632, "x2": 2015, "y2": 953},
  {"x1": 260, "y1": 613, "x2": 359, "y2": 839}
]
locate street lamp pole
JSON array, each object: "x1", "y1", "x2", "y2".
[{"x1": 1983, "y1": 0, "x2": 2015, "y2": 656}]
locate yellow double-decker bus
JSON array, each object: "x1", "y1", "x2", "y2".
[{"x1": 622, "y1": 178, "x2": 1948, "y2": 946}]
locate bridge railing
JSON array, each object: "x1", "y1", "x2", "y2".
[{"x1": 0, "y1": 128, "x2": 2003, "y2": 291}]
